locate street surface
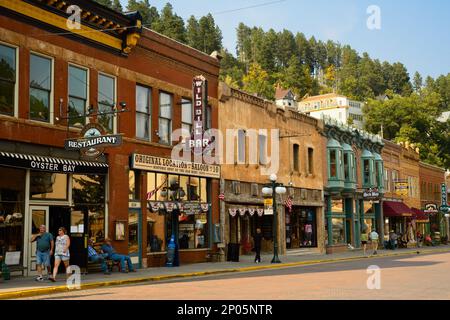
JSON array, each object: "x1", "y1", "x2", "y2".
[{"x1": 19, "y1": 251, "x2": 450, "y2": 300}]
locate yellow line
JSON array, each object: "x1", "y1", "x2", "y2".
[{"x1": 1, "y1": 247, "x2": 449, "y2": 300}]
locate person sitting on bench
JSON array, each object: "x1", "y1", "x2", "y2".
[
  {"x1": 101, "y1": 238, "x2": 136, "y2": 273},
  {"x1": 88, "y1": 239, "x2": 110, "y2": 275}
]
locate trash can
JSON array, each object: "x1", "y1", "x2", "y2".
[{"x1": 227, "y1": 243, "x2": 240, "y2": 262}]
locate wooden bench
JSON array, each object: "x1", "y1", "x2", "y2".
[
  {"x1": 86, "y1": 243, "x2": 121, "y2": 274},
  {"x1": 206, "y1": 250, "x2": 222, "y2": 262}
]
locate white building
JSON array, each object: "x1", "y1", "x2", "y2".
[
  {"x1": 298, "y1": 93, "x2": 365, "y2": 129},
  {"x1": 275, "y1": 87, "x2": 297, "y2": 110}
]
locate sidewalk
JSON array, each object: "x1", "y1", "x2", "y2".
[{"x1": 1, "y1": 245, "x2": 449, "y2": 300}]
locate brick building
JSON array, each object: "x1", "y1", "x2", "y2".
[{"x1": 0, "y1": 0, "x2": 220, "y2": 275}]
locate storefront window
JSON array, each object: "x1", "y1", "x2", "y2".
[
  {"x1": 129, "y1": 170, "x2": 141, "y2": 201},
  {"x1": 30, "y1": 172, "x2": 68, "y2": 200},
  {"x1": 72, "y1": 174, "x2": 106, "y2": 241},
  {"x1": 0, "y1": 167, "x2": 25, "y2": 260},
  {"x1": 331, "y1": 199, "x2": 344, "y2": 213},
  {"x1": 128, "y1": 211, "x2": 139, "y2": 255},
  {"x1": 147, "y1": 210, "x2": 165, "y2": 253},
  {"x1": 156, "y1": 173, "x2": 168, "y2": 201},
  {"x1": 179, "y1": 213, "x2": 208, "y2": 249},
  {"x1": 179, "y1": 176, "x2": 189, "y2": 201},
  {"x1": 200, "y1": 178, "x2": 208, "y2": 203},
  {"x1": 332, "y1": 218, "x2": 345, "y2": 244},
  {"x1": 188, "y1": 177, "x2": 200, "y2": 201},
  {"x1": 364, "y1": 218, "x2": 374, "y2": 233}
]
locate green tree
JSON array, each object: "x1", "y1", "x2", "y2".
[
  {"x1": 242, "y1": 63, "x2": 275, "y2": 100},
  {"x1": 127, "y1": 0, "x2": 160, "y2": 28},
  {"x1": 278, "y1": 56, "x2": 313, "y2": 98},
  {"x1": 152, "y1": 3, "x2": 186, "y2": 43},
  {"x1": 219, "y1": 49, "x2": 245, "y2": 88},
  {"x1": 111, "y1": 0, "x2": 123, "y2": 12},
  {"x1": 197, "y1": 14, "x2": 223, "y2": 54},
  {"x1": 413, "y1": 71, "x2": 423, "y2": 93},
  {"x1": 94, "y1": 0, "x2": 112, "y2": 8},
  {"x1": 276, "y1": 29, "x2": 296, "y2": 69},
  {"x1": 186, "y1": 16, "x2": 201, "y2": 50}
]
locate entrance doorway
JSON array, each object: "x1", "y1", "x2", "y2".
[{"x1": 28, "y1": 206, "x2": 49, "y2": 275}]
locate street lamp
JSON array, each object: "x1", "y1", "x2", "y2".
[
  {"x1": 165, "y1": 178, "x2": 185, "y2": 267},
  {"x1": 445, "y1": 213, "x2": 450, "y2": 242},
  {"x1": 262, "y1": 174, "x2": 286, "y2": 263}
]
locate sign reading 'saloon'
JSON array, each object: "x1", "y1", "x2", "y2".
[{"x1": 131, "y1": 154, "x2": 220, "y2": 179}]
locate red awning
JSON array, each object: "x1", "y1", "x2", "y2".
[
  {"x1": 383, "y1": 201, "x2": 413, "y2": 217},
  {"x1": 411, "y1": 208, "x2": 429, "y2": 223}
]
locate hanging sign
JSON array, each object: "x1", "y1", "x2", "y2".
[
  {"x1": 65, "y1": 123, "x2": 122, "y2": 159},
  {"x1": 187, "y1": 75, "x2": 210, "y2": 154},
  {"x1": 264, "y1": 198, "x2": 273, "y2": 206},
  {"x1": 363, "y1": 188, "x2": 380, "y2": 200},
  {"x1": 424, "y1": 203, "x2": 439, "y2": 214},
  {"x1": 442, "y1": 183, "x2": 448, "y2": 206},
  {"x1": 394, "y1": 180, "x2": 409, "y2": 196}
]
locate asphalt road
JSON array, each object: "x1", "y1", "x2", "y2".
[{"x1": 20, "y1": 251, "x2": 450, "y2": 300}]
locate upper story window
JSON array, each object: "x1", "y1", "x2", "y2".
[
  {"x1": 181, "y1": 98, "x2": 192, "y2": 140},
  {"x1": 329, "y1": 149, "x2": 337, "y2": 178},
  {"x1": 0, "y1": 43, "x2": 17, "y2": 116},
  {"x1": 68, "y1": 65, "x2": 88, "y2": 128},
  {"x1": 384, "y1": 169, "x2": 390, "y2": 192},
  {"x1": 237, "y1": 129, "x2": 246, "y2": 164},
  {"x1": 259, "y1": 134, "x2": 267, "y2": 165},
  {"x1": 98, "y1": 73, "x2": 116, "y2": 133},
  {"x1": 136, "y1": 85, "x2": 152, "y2": 140},
  {"x1": 158, "y1": 92, "x2": 172, "y2": 145},
  {"x1": 30, "y1": 53, "x2": 52, "y2": 122},
  {"x1": 307, "y1": 147, "x2": 314, "y2": 175},
  {"x1": 293, "y1": 144, "x2": 300, "y2": 172}
]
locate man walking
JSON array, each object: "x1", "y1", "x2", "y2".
[
  {"x1": 253, "y1": 228, "x2": 263, "y2": 263},
  {"x1": 370, "y1": 228, "x2": 379, "y2": 255},
  {"x1": 30, "y1": 225, "x2": 54, "y2": 281}
]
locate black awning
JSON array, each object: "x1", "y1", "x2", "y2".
[{"x1": 0, "y1": 151, "x2": 108, "y2": 174}]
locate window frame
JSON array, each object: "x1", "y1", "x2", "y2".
[
  {"x1": 237, "y1": 129, "x2": 246, "y2": 164},
  {"x1": 29, "y1": 51, "x2": 54, "y2": 124},
  {"x1": 307, "y1": 147, "x2": 314, "y2": 175},
  {"x1": 136, "y1": 84, "x2": 152, "y2": 141},
  {"x1": 181, "y1": 97, "x2": 193, "y2": 140},
  {"x1": 97, "y1": 72, "x2": 117, "y2": 134},
  {"x1": 68, "y1": 63, "x2": 89, "y2": 128},
  {"x1": 258, "y1": 134, "x2": 268, "y2": 165},
  {"x1": 0, "y1": 41, "x2": 19, "y2": 118},
  {"x1": 293, "y1": 143, "x2": 300, "y2": 172},
  {"x1": 158, "y1": 91, "x2": 173, "y2": 145}
]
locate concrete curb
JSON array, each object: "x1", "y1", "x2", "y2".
[{"x1": 2, "y1": 247, "x2": 449, "y2": 300}]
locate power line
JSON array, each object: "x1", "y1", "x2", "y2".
[{"x1": 212, "y1": 0, "x2": 288, "y2": 15}]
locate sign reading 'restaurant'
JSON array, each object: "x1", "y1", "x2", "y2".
[{"x1": 131, "y1": 153, "x2": 220, "y2": 179}]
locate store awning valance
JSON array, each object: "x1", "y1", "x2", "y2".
[
  {"x1": 412, "y1": 208, "x2": 430, "y2": 223},
  {"x1": 383, "y1": 201, "x2": 413, "y2": 217},
  {"x1": 0, "y1": 151, "x2": 108, "y2": 174}
]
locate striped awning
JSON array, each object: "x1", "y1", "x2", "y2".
[{"x1": 0, "y1": 151, "x2": 108, "y2": 174}]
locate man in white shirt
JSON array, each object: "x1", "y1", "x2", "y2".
[{"x1": 369, "y1": 229, "x2": 379, "y2": 255}]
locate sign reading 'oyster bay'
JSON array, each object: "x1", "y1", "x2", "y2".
[{"x1": 131, "y1": 153, "x2": 220, "y2": 179}]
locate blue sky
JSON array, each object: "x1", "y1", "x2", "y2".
[{"x1": 119, "y1": 0, "x2": 450, "y2": 79}]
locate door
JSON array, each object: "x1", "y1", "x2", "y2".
[
  {"x1": 49, "y1": 206, "x2": 71, "y2": 274},
  {"x1": 29, "y1": 206, "x2": 49, "y2": 275},
  {"x1": 128, "y1": 209, "x2": 141, "y2": 268}
]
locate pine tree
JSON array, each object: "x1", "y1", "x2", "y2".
[
  {"x1": 413, "y1": 72, "x2": 423, "y2": 93},
  {"x1": 127, "y1": 0, "x2": 160, "y2": 28},
  {"x1": 112, "y1": 0, "x2": 123, "y2": 12},
  {"x1": 152, "y1": 3, "x2": 187, "y2": 43},
  {"x1": 197, "y1": 14, "x2": 222, "y2": 54},
  {"x1": 186, "y1": 16, "x2": 201, "y2": 50},
  {"x1": 242, "y1": 63, "x2": 274, "y2": 100}
]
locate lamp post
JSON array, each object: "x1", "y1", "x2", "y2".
[
  {"x1": 163, "y1": 178, "x2": 185, "y2": 267},
  {"x1": 445, "y1": 213, "x2": 450, "y2": 243},
  {"x1": 262, "y1": 174, "x2": 287, "y2": 264}
]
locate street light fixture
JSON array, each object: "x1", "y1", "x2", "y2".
[{"x1": 262, "y1": 174, "x2": 286, "y2": 264}]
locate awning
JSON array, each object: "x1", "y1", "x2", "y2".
[
  {"x1": 412, "y1": 208, "x2": 430, "y2": 223},
  {"x1": 0, "y1": 151, "x2": 108, "y2": 174},
  {"x1": 383, "y1": 201, "x2": 413, "y2": 217}
]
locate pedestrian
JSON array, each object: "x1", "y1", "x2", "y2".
[
  {"x1": 30, "y1": 225, "x2": 54, "y2": 281},
  {"x1": 49, "y1": 227, "x2": 70, "y2": 282},
  {"x1": 360, "y1": 228, "x2": 368, "y2": 256},
  {"x1": 253, "y1": 228, "x2": 263, "y2": 263},
  {"x1": 369, "y1": 228, "x2": 379, "y2": 255},
  {"x1": 389, "y1": 230, "x2": 398, "y2": 250}
]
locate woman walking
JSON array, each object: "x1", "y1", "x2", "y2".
[
  {"x1": 49, "y1": 227, "x2": 70, "y2": 282},
  {"x1": 360, "y1": 228, "x2": 369, "y2": 256}
]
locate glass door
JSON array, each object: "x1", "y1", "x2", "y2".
[
  {"x1": 28, "y1": 206, "x2": 49, "y2": 275},
  {"x1": 128, "y1": 209, "x2": 141, "y2": 268}
]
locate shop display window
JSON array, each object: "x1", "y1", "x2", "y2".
[
  {"x1": 0, "y1": 167, "x2": 25, "y2": 260},
  {"x1": 178, "y1": 213, "x2": 208, "y2": 249},
  {"x1": 30, "y1": 172, "x2": 68, "y2": 200},
  {"x1": 332, "y1": 218, "x2": 345, "y2": 244}
]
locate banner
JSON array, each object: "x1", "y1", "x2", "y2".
[
  {"x1": 229, "y1": 208, "x2": 237, "y2": 217},
  {"x1": 239, "y1": 208, "x2": 247, "y2": 216}
]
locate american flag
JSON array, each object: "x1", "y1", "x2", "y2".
[
  {"x1": 285, "y1": 196, "x2": 293, "y2": 213},
  {"x1": 147, "y1": 179, "x2": 167, "y2": 200}
]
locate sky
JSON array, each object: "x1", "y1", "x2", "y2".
[{"x1": 119, "y1": 0, "x2": 450, "y2": 79}]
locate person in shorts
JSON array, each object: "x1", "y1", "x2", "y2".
[
  {"x1": 360, "y1": 228, "x2": 369, "y2": 256},
  {"x1": 49, "y1": 227, "x2": 70, "y2": 282},
  {"x1": 30, "y1": 225, "x2": 54, "y2": 281},
  {"x1": 369, "y1": 229, "x2": 379, "y2": 255}
]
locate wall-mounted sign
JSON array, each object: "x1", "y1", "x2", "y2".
[
  {"x1": 264, "y1": 198, "x2": 273, "y2": 206},
  {"x1": 187, "y1": 76, "x2": 210, "y2": 154},
  {"x1": 363, "y1": 188, "x2": 380, "y2": 200},
  {"x1": 131, "y1": 154, "x2": 220, "y2": 179},
  {"x1": 424, "y1": 203, "x2": 439, "y2": 214},
  {"x1": 394, "y1": 181, "x2": 409, "y2": 196},
  {"x1": 65, "y1": 123, "x2": 122, "y2": 158},
  {"x1": 442, "y1": 183, "x2": 448, "y2": 206}
]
